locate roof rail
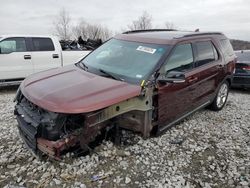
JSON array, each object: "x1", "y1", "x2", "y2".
[
  {"x1": 123, "y1": 29, "x2": 177, "y2": 34},
  {"x1": 183, "y1": 32, "x2": 223, "y2": 37}
]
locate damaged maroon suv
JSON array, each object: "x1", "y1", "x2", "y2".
[{"x1": 14, "y1": 30, "x2": 236, "y2": 159}]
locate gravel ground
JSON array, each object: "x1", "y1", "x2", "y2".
[{"x1": 0, "y1": 87, "x2": 249, "y2": 188}]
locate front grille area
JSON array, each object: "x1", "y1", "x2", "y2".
[
  {"x1": 15, "y1": 97, "x2": 41, "y2": 153},
  {"x1": 15, "y1": 96, "x2": 65, "y2": 153},
  {"x1": 16, "y1": 114, "x2": 37, "y2": 151},
  {"x1": 14, "y1": 94, "x2": 86, "y2": 159},
  {"x1": 14, "y1": 94, "x2": 85, "y2": 158}
]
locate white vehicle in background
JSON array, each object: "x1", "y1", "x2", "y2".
[{"x1": 0, "y1": 35, "x2": 91, "y2": 86}]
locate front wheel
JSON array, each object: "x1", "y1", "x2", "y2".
[{"x1": 209, "y1": 81, "x2": 229, "y2": 111}]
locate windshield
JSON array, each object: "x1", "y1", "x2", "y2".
[
  {"x1": 236, "y1": 51, "x2": 250, "y2": 62},
  {"x1": 80, "y1": 39, "x2": 170, "y2": 84}
]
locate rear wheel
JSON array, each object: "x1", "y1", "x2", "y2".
[{"x1": 209, "y1": 81, "x2": 229, "y2": 111}]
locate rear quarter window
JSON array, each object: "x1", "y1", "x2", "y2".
[
  {"x1": 220, "y1": 39, "x2": 234, "y2": 57},
  {"x1": 32, "y1": 38, "x2": 55, "y2": 51}
]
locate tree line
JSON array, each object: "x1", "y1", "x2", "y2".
[{"x1": 53, "y1": 9, "x2": 177, "y2": 41}]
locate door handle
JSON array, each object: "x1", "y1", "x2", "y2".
[
  {"x1": 52, "y1": 54, "x2": 59, "y2": 58},
  {"x1": 187, "y1": 77, "x2": 198, "y2": 83},
  {"x1": 24, "y1": 55, "x2": 31, "y2": 60}
]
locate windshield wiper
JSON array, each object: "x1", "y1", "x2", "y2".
[
  {"x1": 99, "y1": 69, "x2": 124, "y2": 81},
  {"x1": 77, "y1": 62, "x2": 88, "y2": 71}
]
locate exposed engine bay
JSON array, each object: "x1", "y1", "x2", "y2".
[{"x1": 14, "y1": 88, "x2": 155, "y2": 160}]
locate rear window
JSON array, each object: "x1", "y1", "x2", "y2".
[
  {"x1": 195, "y1": 41, "x2": 217, "y2": 67},
  {"x1": 32, "y1": 38, "x2": 55, "y2": 51},
  {"x1": 235, "y1": 51, "x2": 250, "y2": 62},
  {"x1": 220, "y1": 39, "x2": 234, "y2": 56}
]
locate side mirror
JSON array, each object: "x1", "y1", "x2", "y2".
[{"x1": 158, "y1": 70, "x2": 186, "y2": 84}]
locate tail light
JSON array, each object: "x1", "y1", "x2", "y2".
[{"x1": 242, "y1": 65, "x2": 250, "y2": 71}]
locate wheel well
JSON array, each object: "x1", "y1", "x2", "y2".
[{"x1": 226, "y1": 78, "x2": 231, "y2": 87}]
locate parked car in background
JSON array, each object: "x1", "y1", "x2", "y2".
[
  {"x1": 0, "y1": 35, "x2": 90, "y2": 86},
  {"x1": 14, "y1": 30, "x2": 236, "y2": 159},
  {"x1": 232, "y1": 50, "x2": 250, "y2": 89}
]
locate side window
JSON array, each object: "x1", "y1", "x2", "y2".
[
  {"x1": 163, "y1": 44, "x2": 194, "y2": 73},
  {"x1": 32, "y1": 38, "x2": 55, "y2": 51},
  {"x1": 0, "y1": 38, "x2": 27, "y2": 54},
  {"x1": 220, "y1": 39, "x2": 234, "y2": 57},
  {"x1": 195, "y1": 41, "x2": 216, "y2": 67}
]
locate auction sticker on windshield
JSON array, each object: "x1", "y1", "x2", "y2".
[{"x1": 136, "y1": 46, "x2": 156, "y2": 54}]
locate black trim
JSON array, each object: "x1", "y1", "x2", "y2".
[
  {"x1": 24, "y1": 55, "x2": 31, "y2": 59},
  {"x1": 123, "y1": 29, "x2": 177, "y2": 34},
  {"x1": 0, "y1": 78, "x2": 24, "y2": 86},
  {"x1": 183, "y1": 32, "x2": 223, "y2": 38},
  {"x1": 25, "y1": 38, "x2": 33, "y2": 51},
  {"x1": 52, "y1": 54, "x2": 59, "y2": 58},
  {"x1": 0, "y1": 77, "x2": 24, "y2": 82}
]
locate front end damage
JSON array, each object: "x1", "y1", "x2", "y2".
[{"x1": 14, "y1": 88, "x2": 154, "y2": 160}]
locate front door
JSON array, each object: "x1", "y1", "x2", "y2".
[
  {"x1": 157, "y1": 43, "x2": 198, "y2": 130},
  {"x1": 0, "y1": 37, "x2": 33, "y2": 80}
]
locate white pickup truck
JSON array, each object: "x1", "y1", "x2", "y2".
[{"x1": 0, "y1": 35, "x2": 90, "y2": 86}]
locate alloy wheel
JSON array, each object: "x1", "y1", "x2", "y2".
[{"x1": 216, "y1": 83, "x2": 228, "y2": 108}]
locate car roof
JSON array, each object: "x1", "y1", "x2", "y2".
[{"x1": 114, "y1": 29, "x2": 226, "y2": 45}]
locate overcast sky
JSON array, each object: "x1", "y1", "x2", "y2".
[{"x1": 0, "y1": 0, "x2": 250, "y2": 40}]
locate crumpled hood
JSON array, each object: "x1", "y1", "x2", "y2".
[{"x1": 21, "y1": 65, "x2": 141, "y2": 113}]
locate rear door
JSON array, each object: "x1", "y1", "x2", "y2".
[
  {"x1": 0, "y1": 37, "x2": 33, "y2": 80},
  {"x1": 30, "y1": 37, "x2": 61, "y2": 73},
  {"x1": 157, "y1": 43, "x2": 198, "y2": 130},
  {"x1": 191, "y1": 40, "x2": 222, "y2": 108}
]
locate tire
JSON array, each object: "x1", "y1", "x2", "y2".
[{"x1": 209, "y1": 81, "x2": 229, "y2": 111}]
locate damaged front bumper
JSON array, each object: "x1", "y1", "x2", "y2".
[
  {"x1": 14, "y1": 97, "x2": 83, "y2": 160},
  {"x1": 14, "y1": 89, "x2": 154, "y2": 159}
]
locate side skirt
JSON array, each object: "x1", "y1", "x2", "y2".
[{"x1": 0, "y1": 78, "x2": 24, "y2": 87}]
